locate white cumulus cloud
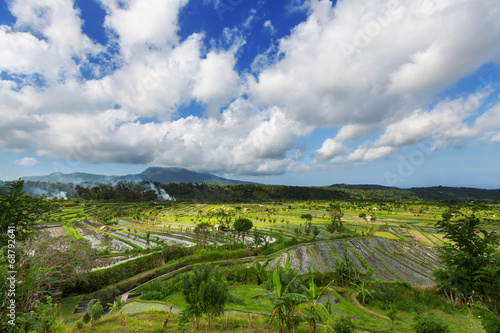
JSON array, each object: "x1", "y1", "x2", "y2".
[
  {"x1": 14, "y1": 157, "x2": 39, "y2": 167},
  {"x1": 1, "y1": 0, "x2": 500, "y2": 177}
]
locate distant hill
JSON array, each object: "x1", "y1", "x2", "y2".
[
  {"x1": 5, "y1": 170, "x2": 499, "y2": 202},
  {"x1": 329, "y1": 184, "x2": 500, "y2": 201},
  {"x1": 140, "y1": 167, "x2": 254, "y2": 185},
  {"x1": 23, "y1": 171, "x2": 148, "y2": 184},
  {"x1": 408, "y1": 186, "x2": 500, "y2": 201},
  {"x1": 329, "y1": 184, "x2": 400, "y2": 191},
  {"x1": 21, "y1": 167, "x2": 255, "y2": 186}
]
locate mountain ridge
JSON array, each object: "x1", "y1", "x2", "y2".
[
  {"x1": 328, "y1": 183, "x2": 500, "y2": 201},
  {"x1": 21, "y1": 167, "x2": 256, "y2": 186},
  {"x1": 6, "y1": 169, "x2": 500, "y2": 201}
]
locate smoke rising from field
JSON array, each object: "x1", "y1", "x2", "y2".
[
  {"x1": 147, "y1": 182, "x2": 174, "y2": 201},
  {"x1": 29, "y1": 188, "x2": 68, "y2": 200}
]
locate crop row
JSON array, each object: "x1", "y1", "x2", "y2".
[{"x1": 266, "y1": 237, "x2": 440, "y2": 287}]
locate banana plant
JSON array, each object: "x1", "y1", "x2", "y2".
[
  {"x1": 300, "y1": 267, "x2": 336, "y2": 333},
  {"x1": 350, "y1": 280, "x2": 372, "y2": 306},
  {"x1": 253, "y1": 269, "x2": 308, "y2": 333}
]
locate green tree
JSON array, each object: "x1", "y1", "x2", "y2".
[
  {"x1": 88, "y1": 300, "x2": 103, "y2": 328},
  {"x1": 181, "y1": 265, "x2": 228, "y2": 329},
  {"x1": 326, "y1": 221, "x2": 342, "y2": 238},
  {"x1": 294, "y1": 226, "x2": 301, "y2": 239},
  {"x1": 199, "y1": 270, "x2": 228, "y2": 329},
  {"x1": 312, "y1": 226, "x2": 320, "y2": 240},
  {"x1": 328, "y1": 203, "x2": 344, "y2": 224},
  {"x1": 194, "y1": 222, "x2": 211, "y2": 246},
  {"x1": 300, "y1": 214, "x2": 313, "y2": 227},
  {"x1": 326, "y1": 203, "x2": 344, "y2": 236},
  {"x1": 434, "y1": 213, "x2": 499, "y2": 302},
  {"x1": 0, "y1": 179, "x2": 50, "y2": 242},
  {"x1": 304, "y1": 226, "x2": 311, "y2": 239},
  {"x1": 233, "y1": 218, "x2": 253, "y2": 244},
  {"x1": 252, "y1": 228, "x2": 264, "y2": 250},
  {"x1": 0, "y1": 180, "x2": 54, "y2": 329}
]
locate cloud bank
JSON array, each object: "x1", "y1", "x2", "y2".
[{"x1": 1, "y1": 0, "x2": 500, "y2": 176}]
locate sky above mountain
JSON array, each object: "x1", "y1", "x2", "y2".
[{"x1": 1, "y1": 0, "x2": 500, "y2": 188}]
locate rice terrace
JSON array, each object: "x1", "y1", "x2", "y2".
[
  {"x1": 1, "y1": 1, "x2": 500, "y2": 331},
  {"x1": 1, "y1": 175, "x2": 500, "y2": 332}
]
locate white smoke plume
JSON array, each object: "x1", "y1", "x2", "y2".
[
  {"x1": 147, "y1": 183, "x2": 175, "y2": 201},
  {"x1": 30, "y1": 188, "x2": 68, "y2": 200}
]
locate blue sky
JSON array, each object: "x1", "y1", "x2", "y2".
[{"x1": 1, "y1": 0, "x2": 500, "y2": 188}]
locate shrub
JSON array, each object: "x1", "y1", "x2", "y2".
[
  {"x1": 88, "y1": 300, "x2": 103, "y2": 328},
  {"x1": 478, "y1": 310, "x2": 500, "y2": 333},
  {"x1": 223, "y1": 266, "x2": 259, "y2": 285},
  {"x1": 369, "y1": 282, "x2": 405, "y2": 304},
  {"x1": 16, "y1": 296, "x2": 59, "y2": 333},
  {"x1": 141, "y1": 291, "x2": 165, "y2": 301},
  {"x1": 412, "y1": 312, "x2": 450, "y2": 333},
  {"x1": 75, "y1": 319, "x2": 84, "y2": 328},
  {"x1": 333, "y1": 315, "x2": 355, "y2": 333}
]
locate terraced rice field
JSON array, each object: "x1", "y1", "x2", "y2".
[
  {"x1": 328, "y1": 240, "x2": 367, "y2": 273},
  {"x1": 92, "y1": 254, "x2": 146, "y2": 270},
  {"x1": 406, "y1": 229, "x2": 435, "y2": 246},
  {"x1": 113, "y1": 231, "x2": 158, "y2": 248},
  {"x1": 307, "y1": 242, "x2": 337, "y2": 273},
  {"x1": 46, "y1": 227, "x2": 67, "y2": 237},
  {"x1": 267, "y1": 237, "x2": 440, "y2": 287},
  {"x1": 373, "y1": 231, "x2": 400, "y2": 240},
  {"x1": 288, "y1": 246, "x2": 315, "y2": 273},
  {"x1": 149, "y1": 232, "x2": 197, "y2": 247},
  {"x1": 83, "y1": 233, "x2": 133, "y2": 253},
  {"x1": 345, "y1": 239, "x2": 398, "y2": 282}
]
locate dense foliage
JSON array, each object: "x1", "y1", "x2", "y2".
[
  {"x1": 0, "y1": 180, "x2": 57, "y2": 331},
  {"x1": 435, "y1": 212, "x2": 500, "y2": 331},
  {"x1": 435, "y1": 213, "x2": 500, "y2": 313},
  {"x1": 180, "y1": 265, "x2": 228, "y2": 329},
  {"x1": 0, "y1": 180, "x2": 50, "y2": 242}
]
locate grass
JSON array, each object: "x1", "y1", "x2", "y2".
[
  {"x1": 373, "y1": 231, "x2": 400, "y2": 240},
  {"x1": 122, "y1": 300, "x2": 175, "y2": 314},
  {"x1": 61, "y1": 220, "x2": 82, "y2": 239},
  {"x1": 226, "y1": 285, "x2": 273, "y2": 314},
  {"x1": 62, "y1": 311, "x2": 170, "y2": 332},
  {"x1": 58, "y1": 295, "x2": 84, "y2": 322}
]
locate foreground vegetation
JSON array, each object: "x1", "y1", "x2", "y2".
[{"x1": 1, "y1": 180, "x2": 499, "y2": 332}]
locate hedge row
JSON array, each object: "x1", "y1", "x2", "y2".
[
  {"x1": 65, "y1": 246, "x2": 194, "y2": 294},
  {"x1": 68, "y1": 247, "x2": 251, "y2": 300}
]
